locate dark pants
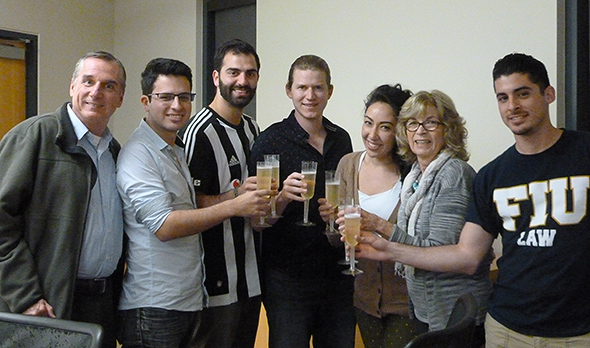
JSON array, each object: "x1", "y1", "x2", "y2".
[
  {"x1": 117, "y1": 308, "x2": 201, "y2": 348},
  {"x1": 71, "y1": 278, "x2": 118, "y2": 348},
  {"x1": 192, "y1": 296, "x2": 262, "y2": 348},
  {"x1": 263, "y1": 269, "x2": 356, "y2": 348},
  {"x1": 472, "y1": 323, "x2": 486, "y2": 348}
]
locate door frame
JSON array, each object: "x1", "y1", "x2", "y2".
[
  {"x1": 559, "y1": 0, "x2": 589, "y2": 131},
  {"x1": 0, "y1": 30, "x2": 38, "y2": 118},
  {"x1": 202, "y1": 0, "x2": 256, "y2": 109}
]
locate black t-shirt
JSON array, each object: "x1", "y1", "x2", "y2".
[{"x1": 467, "y1": 129, "x2": 590, "y2": 337}]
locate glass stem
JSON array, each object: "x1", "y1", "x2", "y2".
[
  {"x1": 271, "y1": 196, "x2": 277, "y2": 216},
  {"x1": 349, "y1": 246, "x2": 356, "y2": 273},
  {"x1": 344, "y1": 243, "x2": 350, "y2": 262},
  {"x1": 329, "y1": 212, "x2": 334, "y2": 232},
  {"x1": 303, "y1": 199, "x2": 310, "y2": 223}
]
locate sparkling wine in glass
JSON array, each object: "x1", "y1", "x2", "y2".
[
  {"x1": 325, "y1": 170, "x2": 340, "y2": 234},
  {"x1": 337, "y1": 198, "x2": 353, "y2": 265},
  {"x1": 296, "y1": 161, "x2": 317, "y2": 226},
  {"x1": 253, "y1": 160, "x2": 272, "y2": 228},
  {"x1": 342, "y1": 203, "x2": 363, "y2": 276},
  {"x1": 264, "y1": 154, "x2": 281, "y2": 218}
]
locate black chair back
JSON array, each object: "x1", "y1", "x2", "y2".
[
  {"x1": 0, "y1": 312, "x2": 103, "y2": 348},
  {"x1": 403, "y1": 292, "x2": 478, "y2": 348}
]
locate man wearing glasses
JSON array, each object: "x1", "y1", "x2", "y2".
[
  {"x1": 357, "y1": 53, "x2": 590, "y2": 347},
  {"x1": 179, "y1": 39, "x2": 265, "y2": 348},
  {"x1": 116, "y1": 58, "x2": 270, "y2": 347}
]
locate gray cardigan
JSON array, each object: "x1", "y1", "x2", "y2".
[{"x1": 391, "y1": 155, "x2": 493, "y2": 330}]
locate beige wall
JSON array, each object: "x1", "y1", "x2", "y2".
[
  {"x1": 0, "y1": 0, "x2": 115, "y2": 114},
  {"x1": 256, "y1": 0, "x2": 558, "y2": 171},
  {"x1": 1, "y1": 0, "x2": 557, "y2": 172},
  {"x1": 0, "y1": 0, "x2": 200, "y2": 143},
  {"x1": 111, "y1": 0, "x2": 201, "y2": 142}
]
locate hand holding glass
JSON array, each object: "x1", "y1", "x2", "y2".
[
  {"x1": 296, "y1": 161, "x2": 317, "y2": 226},
  {"x1": 342, "y1": 204, "x2": 363, "y2": 276}
]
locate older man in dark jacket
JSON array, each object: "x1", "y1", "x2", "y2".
[{"x1": 0, "y1": 51, "x2": 127, "y2": 348}]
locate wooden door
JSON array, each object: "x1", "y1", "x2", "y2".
[{"x1": 0, "y1": 41, "x2": 26, "y2": 140}]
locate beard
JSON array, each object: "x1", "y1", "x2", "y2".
[{"x1": 219, "y1": 78, "x2": 256, "y2": 108}]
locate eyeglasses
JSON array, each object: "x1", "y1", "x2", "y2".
[
  {"x1": 406, "y1": 119, "x2": 443, "y2": 132},
  {"x1": 148, "y1": 92, "x2": 196, "y2": 103}
]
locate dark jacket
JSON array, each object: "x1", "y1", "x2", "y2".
[{"x1": 0, "y1": 103, "x2": 125, "y2": 318}]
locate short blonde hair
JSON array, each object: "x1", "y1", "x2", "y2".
[
  {"x1": 396, "y1": 90, "x2": 469, "y2": 163},
  {"x1": 286, "y1": 55, "x2": 331, "y2": 89}
]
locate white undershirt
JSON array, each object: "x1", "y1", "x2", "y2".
[{"x1": 357, "y1": 151, "x2": 401, "y2": 220}]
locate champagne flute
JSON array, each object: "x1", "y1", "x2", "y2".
[
  {"x1": 253, "y1": 160, "x2": 272, "y2": 228},
  {"x1": 337, "y1": 197, "x2": 353, "y2": 265},
  {"x1": 296, "y1": 161, "x2": 317, "y2": 226},
  {"x1": 264, "y1": 154, "x2": 281, "y2": 218},
  {"x1": 325, "y1": 170, "x2": 340, "y2": 234},
  {"x1": 342, "y1": 203, "x2": 363, "y2": 276}
]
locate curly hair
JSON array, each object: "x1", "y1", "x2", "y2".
[{"x1": 396, "y1": 90, "x2": 469, "y2": 164}]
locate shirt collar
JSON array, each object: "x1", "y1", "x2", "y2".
[
  {"x1": 67, "y1": 103, "x2": 113, "y2": 145},
  {"x1": 138, "y1": 118, "x2": 185, "y2": 151},
  {"x1": 67, "y1": 103, "x2": 89, "y2": 141},
  {"x1": 207, "y1": 106, "x2": 244, "y2": 129},
  {"x1": 286, "y1": 110, "x2": 338, "y2": 139}
]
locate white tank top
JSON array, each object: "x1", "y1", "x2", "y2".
[{"x1": 357, "y1": 151, "x2": 401, "y2": 220}]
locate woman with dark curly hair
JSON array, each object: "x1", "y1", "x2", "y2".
[{"x1": 320, "y1": 84, "x2": 425, "y2": 347}]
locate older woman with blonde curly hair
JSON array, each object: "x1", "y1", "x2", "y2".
[
  {"x1": 359, "y1": 90, "x2": 493, "y2": 347},
  {"x1": 396, "y1": 90, "x2": 470, "y2": 165}
]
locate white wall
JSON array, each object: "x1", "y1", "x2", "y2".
[
  {"x1": 2, "y1": 0, "x2": 558, "y2": 172},
  {"x1": 257, "y1": 0, "x2": 557, "y2": 171},
  {"x1": 112, "y1": 0, "x2": 201, "y2": 142},
  {"x1": 0, "y1": 0, "x2": 200, "y2": 144},
  {"x1": 0, "y1": 0, "x2": 115, "y2": 113}
]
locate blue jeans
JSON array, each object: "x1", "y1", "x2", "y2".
[
  {"x1": 117, "y1": 308, "x2": 201, "y2": 348},
  {"x1": 263, "y1": 269, "x2": 356, "y2": 348}
]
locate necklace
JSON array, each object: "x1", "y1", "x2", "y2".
[{"x1": 412, "y1": 173, "x2": 422, "y2": 192}]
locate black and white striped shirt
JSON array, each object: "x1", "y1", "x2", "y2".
[{"x1": 179, "y1": 106, "x2": 260, "y2": 307}]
